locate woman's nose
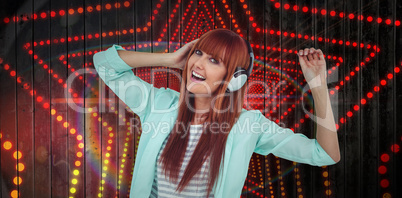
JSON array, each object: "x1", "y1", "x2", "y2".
[{"x1": 194, "y1": 56, "x2": 207, "y2": 69}]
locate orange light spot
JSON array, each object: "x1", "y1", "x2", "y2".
[
  {"x1": 70, "y1": 128, "x2": 76, "y2": 134},
  {"x1": 68, "y1": 9, "x2": 74, "y2": 15},
  {"x1": 11, "y1": 190, "x2": 19, "y2": 198},
  {"x1": 124, "y1": 1, "x2": 130, "y2": 7},
  {"x1": 87, "y1": 6, "x2": 93, "y2": 12},
  {"x1": 105, "y1": 4, "x2": 111, "y2": 9},
  {"x1": 77, "y1": 152, "x2": 83, "y2": 157},
  {"x1": 63, "y1": 122, "x2": 69, "y2": 128},
  {"x1": 13, "y1": 177, "x2": 22, "y2": 185},
  {"x1": 78, "y1": 143, "x2": 84, "y2": 148},
  {"x1": 75, "y1": 161, "x2": 81, "y2": 166},
  {"x1": 16, "y1": 163, "x2": 25, "y2": 171},
  {"x1": 3, "y1": 141, "x2": 12, "y2": 150},
  {"x1": 77, "y1": 135, "x2": 83, "y2": 141},
  {"x1": 51, "y1": 109, "x2": 56, "y2": 115},
  {"x1": 57, "y1": 116, "x2": 63, "y2": 121},
  {"x1": 13, "y1": 151, "x2": 22, "y2": 159},
  {"x1": 77, "y1": 7, "x2": 83, "y2": 13},
  {"x1": 96, "y1": 5, "x2": 101, "y2": 11}
]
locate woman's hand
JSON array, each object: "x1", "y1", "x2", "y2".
[
  {"x1": 298, "y1": 48, "x2": 327, "y2": 89},
  {"x1": 169, "y1": 39, "x2": 198, "y2": 70}
]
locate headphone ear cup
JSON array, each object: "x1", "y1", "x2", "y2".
[{"x1": 226, "y1": 67, "x2": 248, "y2": 92}]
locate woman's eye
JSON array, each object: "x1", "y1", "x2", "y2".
[
  {"x1": 195, "y1": 50, "x2": 202, "y2": 55},
  {"x1": 210, "y1": 58, "x2": 219, "y2": 64}
]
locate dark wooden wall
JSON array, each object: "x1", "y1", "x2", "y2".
[{"x1": 0, "y1": 0, "x2": 401, "y2": 197}]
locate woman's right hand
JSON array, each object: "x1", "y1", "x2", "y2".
[{"x1": 168, "y1": 39, "x2": 198, "y2": 70}]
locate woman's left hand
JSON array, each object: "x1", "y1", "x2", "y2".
[{"x1": 298, "y1": 48, "x2": 327, "y2": 88}]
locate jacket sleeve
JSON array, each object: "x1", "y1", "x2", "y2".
[
  {"x1": 252, "y1": 110, "x2": 336, "y2": 166},
  {"x1": 93, "y1": 44, "x2": 178, "y2": 122}
]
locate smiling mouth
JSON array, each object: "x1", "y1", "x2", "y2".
[{"x1": 191, "y1": 70, "x2": 206, "y2": 81}]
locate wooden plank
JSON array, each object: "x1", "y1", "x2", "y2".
[
  {"x1": 168, "y1": 0, "x2": 182, "y2": 92},
  {"x1": 99, "y1": 1, "x2": 120, "y2": 197},
  {"x1": 394, "y1": 1, "x2": 402, "y2": 197},
  {"x1": 360, "y1": 0, "x2": 379, "y2": 197},
  {"x1": 325, "y1": 0, "x2": 347, "y2": 197},
  {"x1": 263, "y1": 0, "x2": 281, "y2": 197},
  {"x1": 115, "y1": 0, "x2": 136, "y2": 197},
  {"x1": 343, "y1": 0, "x2": 363, "y2": 196},
  {"x1": 279, "y1": 0, "x2": 301, "y2": 197},
  {"x1": 247, "y1": 0, "x2": 266, "y2": 197},
  {"x1": 378, "y1": 0, "x2": 396, "y2": 197},
  {"x1": 65, "y1": 1, "x2": 87, "y2": 197},
  {"x1": 152, "y1": 0, "x2": 168, "y2": 89},
  {"x1": 294, "y1": 0, "x2": 316, "y2": 197},
  {"x1": 84, "y1": 0, "x2": 103, "y2": 197},
  {"x1": 31, "y1": 0, "x2": 51, "y2": 197},
  {"x1": 0, "y1": 2, "x2": 18, "y2": 197},
  {"x1": 49, "y1": 0, "x2": 68, "y2": 196}
]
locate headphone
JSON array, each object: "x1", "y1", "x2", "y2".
[{"x1": 226, "y1": 38, "x2": 254, "y2": 93}]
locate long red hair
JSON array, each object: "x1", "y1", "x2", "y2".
[{"x1": 159, "y1": 29, "x2": 251, "y2": 197}]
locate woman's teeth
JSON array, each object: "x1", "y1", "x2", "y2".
[{"x1": 192, "y1": 71, "x2": 206, "y2": 80}]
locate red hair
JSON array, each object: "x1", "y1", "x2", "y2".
[{"x1": 159, "y1": 29, "x2": 251, "y2": 197}]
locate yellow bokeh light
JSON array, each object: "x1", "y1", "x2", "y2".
[
  {"x1": 73, "y1": 170, "x2": 79, "y2": 175},
  {"x1": 99, "y1": 187, "x2": 103, "y2": 191},
  {"x1": 103, "y1": 166, "x2": 108, "y2": 171},
  {"x1": 101, "y1": 179, "x2": 105, "y2": 184},
  {"x1": 322, "y1": 171, "x2": 328, "y2": 177},
  {"x1": 106, "y1": 146, "x2": 111, "y2": 151},
  {"x1": 104, "y1": 159, "x2": 109, "y2": 164},
  {"x1": 98, "y1": 193, "x2": 102, "y2": 197},
  {"x1": 13, "y1": 151, "x2": 22, "y2": 159},
  {"x1": 10, "y1": 190, "x2": 19, "y2": 198},
  {"x1": 70, "y1": 187, "x2": 76, "y2": 193},
  {"x1": 98, "y1": 117, "x2": 102, "y2": 121},
  {"x1": 102, "y1": 173, "x2": 106, "y2": 177},
  {"x1": 77, "y1": 152, "x2": 83, "y2": 158},
  {"x1": 70, "y1": 128, "x2": 76, "y2": 134},
  {"x1": 3, "y1": 141, "x2": 12, "y2": 150},
  {"x1": 51, "y1": 109, "x2": 56, "y2": 115},
  {"x1": 75, "y1": 161, "x2": 81, "y2": 167},
  {"x1": 72, "y1": 179, "x2": 78, "y2": 184},
  {"x1": 93, "y1": 112, "x2": 98, "y2": 117},
  {"x1": 103, "y1": 122, "x2": 107, "y2": 126},
  {"x1": 77, "y1": 135, "x2": 83, "y2": 141},
  {"x1": 57, "y1": 116, "x2": 63, "y2": 121},
  {"x1": 88, "y1": 108, "x2": 93, "y2": 112},
  {"x1": 326, "y1": 189, "x2": 332, "y2": 195},
  {"x1": 78, "y1": 143, "x2": 84, "y2": 148},
  {"x1": 63, "y1": 122, "x2": 69, "y2": 128},
  {"x1": 13, "y1": 177, "x2": 22, "y2": 185},
  {"x1": 105, "y1": 153, "x2": 110, "y2": 157},
  {"x1": 16, "y1": 163, "x2": 25, "y2": 171},
  {"x1": 108, "y1": 127, "x2": 112, "y2": 131},
  {"x1": 109, "y1": 133, "x2": 114, "y2": 137}
]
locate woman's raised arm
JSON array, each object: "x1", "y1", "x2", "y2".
[{"x1": 117, "y1": 39, "x2": 198, "y2": 70}]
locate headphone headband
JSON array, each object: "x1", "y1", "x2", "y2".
[{"x1": 225, "y1": 38, "x2": 254, "y2": 93}]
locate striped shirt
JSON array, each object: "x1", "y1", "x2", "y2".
[{"x1": 150, "y1": 125, "x2": 214, "y2": 198}]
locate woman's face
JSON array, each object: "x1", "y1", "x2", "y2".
[{"x1": 186, "y1": 49, "x2": 227, "y2": 96}]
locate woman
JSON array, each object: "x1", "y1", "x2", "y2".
[{"x1": 93, "y1": 28, "x2": 340, "y2": 198}]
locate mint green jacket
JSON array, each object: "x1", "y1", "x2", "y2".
[{"x1": 93, "y1": 45, "x2": 336, "y2": 198}]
